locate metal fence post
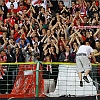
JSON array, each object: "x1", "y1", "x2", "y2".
[{"x1": 36, "y1": 61, "x2": 40, "y2": 97}]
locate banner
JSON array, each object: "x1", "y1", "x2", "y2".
[{"x1": 72, "y1": 26, "x2": 100, "y2": 29}]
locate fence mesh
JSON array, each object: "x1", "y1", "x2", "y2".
[{"x1": 0, "y1": 62, "x2": 100, "y2": 98}]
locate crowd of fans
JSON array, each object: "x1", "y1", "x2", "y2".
[
  {"x1": 0, "y1": 0, "x2": 100, "y2": 94},
  {"x1": 0, "y1": 0, "x2": 100, "y2": 64}
]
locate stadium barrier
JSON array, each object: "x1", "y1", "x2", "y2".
[{"x1": 0, "y1": 62, "x2": 100, "y2": 99}]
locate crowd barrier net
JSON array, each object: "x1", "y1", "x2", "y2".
[{"x1": 0, "y1": 62, "x2": 100, "y2": 98}]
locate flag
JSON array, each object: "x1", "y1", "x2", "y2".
[
  {"x1": 31, "y1": 0, "x2": 42, "y2": 6},
  {"x1": 40, "y1": 0, "x2": 47, "y2": 9},
  {"x1": 43, "y1": 0, "x2": 47, "y2": 9}
]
